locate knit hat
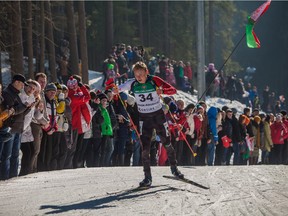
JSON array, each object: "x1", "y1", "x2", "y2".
[
  {"x1": 67, "y1": 77, "x2": 78, "y2": 89},
  {"x1": 120, "y1": 92, "x2": 128, "y2": 101},
  {"x1": 169, "y1": 101, "x2": 178, "y2": 113},
  {"x1": 252, "y1": 108, "x2": 259, "y2": 113},
  {"x1": 276, "y1": 113, "x2": 283, "y2": 121},
  {"x1": 104, "y1": 89, "x2": 112, "y2": 95},
  {"x1": 254, "y1": 116, "x2": 261, "y2": 124},
  {"x1": 61, "y1": 84, "x2": 68, "y2": 91},
  {"x1": 105, "y1": 78, "x2": 116, "y2": 90},
  {"x1": 259, "y1": 113, "x2": 266, "y2": 119},
  {"x1": 107, "y1": 63, "x2": 114, "y2": 70},
  {"x1": 54, "y1": 82, "x2": 62, "y2": 90},
  {"x1": 243, "y1": 115, "x2": 251, "y2": 126},
  {"x1": 90, "y1": 91, "x2": 97, "y2": 100},
  {"x1": 226, "y1": 109, "x2": 233, "y2": 113},
  {"x1": 163, "y1": 96, "x2": 172, "y2": 105},
  {"x1": 280, "y1": 110, "x2": 287, "y2": 116},
  {"x1": 97, "y1": 92, "x2": 108, "y2": 101},
  {"x1": 222, "y1": 105, "x2": 229, "y2": 112},
  {"x1": 45, "y1": 83, "x2": 57, "y2": 92}
]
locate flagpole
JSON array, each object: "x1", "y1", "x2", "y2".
[{"x1": 197, "y1": 33, "x2": 246, "y2": 103}]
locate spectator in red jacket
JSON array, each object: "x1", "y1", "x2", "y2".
[
  {"x1": 270, "y1": 113, "x2": 288, "y2": 164},
  {"x1": 174, "y1": 99, "x2": 189, "y2": 165},
  {"x1": 66, "y1": 76, "x2": 91, "y2": 169},
  {"x1": 184, "y1": 62, "x2": 193, "y2": 83}
]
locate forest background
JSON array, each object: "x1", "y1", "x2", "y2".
[{"x1": 0, "y1": 1, "x2": 287, "y2": 95}]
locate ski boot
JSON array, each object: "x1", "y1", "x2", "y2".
[
  {"x1": 139, "y1": 176, "x2": 152, "y2": 187},
  {"x1": 171, "y1": 166, "x2": 184, "y2": 179}
]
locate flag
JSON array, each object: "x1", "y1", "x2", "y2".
[{"x1": 246, "y1": 0, "x2": 271, "y2": 48}]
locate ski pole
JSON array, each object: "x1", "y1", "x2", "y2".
[
  {"x1": 197, "y1": 33, "x2": 246, "y2": 103},
  {"x1": 116, "y1": 91, "x2": 143, "y2": 150},
  {"x1": 159, "y1": 94, "x2": 197, "y2": 157}
]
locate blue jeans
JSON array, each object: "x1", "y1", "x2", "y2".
[
  {"x1": 207, "y1": 140, "x2": 215, "y2": 166},
  {"x1": 232, "y1": 142, "x2": 240, "y2": 165},
  {"x1": 101, "y1": 136, "x2": 114, "y2": 166},
  {"x1": 222, "y1": 147, "x2": 229, "y2": 165},
  {"x1": 0, "y1": 133, "x2": 21, "y2": 180},
  {"x1": 0, "y1": 127, "x2": 12, "y2": 159},
  {"x1": 133, "y1": 138, "x2": 141, "y2": 166}
]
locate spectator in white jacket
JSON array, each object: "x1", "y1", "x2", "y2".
[{"x1": 19, "y1": 80, "x2": 39, "y2": 176}]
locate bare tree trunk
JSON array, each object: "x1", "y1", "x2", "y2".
[
  {"x1": 105, "y1": 1, "x2": 113, "y2": 56},
  {"x1": 147, "y1": 1, "x2": 151, "y2": 46},
  {"x1": 45, "y1": 1, "x2": 57, "y2": 82},
  {"x1": 39, "y1": 1, "x2": 45, "y2": 73},
  {"x1": 163, "y1": 1, "x2": 169, "y2": 56},
  {"x1": 137, "y1": 1, "x2": 144, "y2": 43},
  {"x1": 0, "y1": 48, "x2": 2, "y2": 85},
  {"x1": 78, "y1": 1, "x2": 88, "y2": 84},
  {"x1": 66, "y1": 1, "x2": 79, "y2": 75},
  {"x1": 27, "y1": 0, "x2": 34, "y2": 79},
  {"x1": 11, "y1": 1, "x2": 24, "y2": 75},
  {"x1": 208, "y1": 1, "x2": 214, "y2": 63}
]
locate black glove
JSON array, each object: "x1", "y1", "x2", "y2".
[{"x1": 78, "y1": 82, "x2": 83, "y2": 87}]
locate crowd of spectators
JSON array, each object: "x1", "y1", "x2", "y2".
[{"x1": 0, "y1": 43, "x2": 287, "y2": 181}]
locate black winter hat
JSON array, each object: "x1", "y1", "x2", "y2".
[
  {"x1": 45, "y1": 83, "x2": 57, "y2": 92},
  {"x1": 97, "y1": 92, "x2": 108, "y2": 101},
  {"x1": 13, "y1": 74, "x2": 28, "y2": 86},
  {"x1": 163, "y1": 96, "x2": 172, "y2": 105},
  {"x1": 280, "y1": 110, "x2": 287, "y2": 116}
]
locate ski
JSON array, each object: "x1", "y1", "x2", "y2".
[{"x1": 163, "y1": 175, "x2": 210, "y2": 190}]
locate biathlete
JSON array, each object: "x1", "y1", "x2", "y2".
[{"x1": 116, "y1": 61, "x2": 184, "y2": 187}]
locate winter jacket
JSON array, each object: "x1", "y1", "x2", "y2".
[
  {"x1": 193, "y1": 114, "x2": 203, "y2": 139},
  {"x1": 263, "y1": 121, "x2": 273, "y2": 152},
  {"x1": 199, "y1": 112, "x2": 210, "y2": 140},
  {"x1": 270, "y1": 122, "x2": 288, "y2": 144},
  {"x1": 113, "y1": 97, "x2": 129, "y2": 127},
  {"x1": 91, "y1": 102, "x2": 104, "y2": 139},
  {"x1": 19, "y1": 91, "x2": 36, "y2": 143},
  {"x1": 44, "y1": 95, "x2": 58, "y2": 134},
  {"x1": 19, "y1": 90, "x2": 36, "y2": 131},
  {"x1": 179, "y1": 66, "x2": 184, "y2": 78},
  {"x1": 244, "y1": 115, "x2": 254, "y2": 138},
  {"x1": 175, "y1": 109, "x2": 189, "y2": 141},
  {"x1": 282, "y1": 119, "x2": 288, "y2": 139},
  {"x1": 99, "y1": 104, "x2": 113, "y2": 136},
  {"x1": 223, "y1": 118, "x2": 233, "y2": 139},
  {"x1": 113, "y1": 98, "x2": 129, "y2": 139},
  {"x1": 2, "y1": 84, "x2": 28, "y2": 133},
  {"x1": 31, "y1": 91, "x2": 49, "y2": 126},
  {"x1": 231, "y1": 115, "x2": 241, "y2": 143},
  {"x1": 186, "y1": 114, "x2": 195, "y2": 137},
  {"x1": 68, "y1": 86, "x2": 91, "y2": 134},
  {"x1": 207, "y1": 107, "x2": 218, "y2": 142},
  {"x1": 184, "y1": 66, "x2": 192, "y2": 80},
  {"x1": 0, "y1": 95, "x2": 9, "y2": 128},
  {"x1": 55, "y1": 94, "x2": 68, "y2": 132},
  {"x1": 116, "y1": 54, "x2": 128, "y2": 75},
  {"x1": 252, "y1": 122, "x2": 263, "y2": 149},
  {"x1": 239, "y1": 123, "x2": 247, "y2": 143},
  {"x1": 107, "y1": 101, "x2": 118, "y2": 132}
]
